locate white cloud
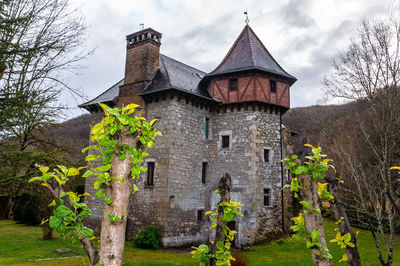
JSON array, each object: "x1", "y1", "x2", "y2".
[{"x1": 63, "y1": 0, "x2": 391, "y2": 119}]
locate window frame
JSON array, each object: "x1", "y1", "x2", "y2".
[
  {"x1": 146, "y1": 162, "x2": 155, "y2": 186},
  {"x1": 197, "y1": 209, "x2": 204, "y2": 221},
  {"x1": 270, "y1": 80, "x2": 277, "y2": 93},
  {"x1": 222, "y1": 135, "x2": 230, "y2": 148},
  {"x1": 229, "y1": 78, "x2": 238, "y2": 91},
  {"x1": 264, "y1": 149, "x2": 270, "y2": 163},
  {"x1": 263, "y1": 187, "x2": 272, "y2": 207},
  {"x1": 201, "y1": 162, "x2": 208, "y2": 184},
  {"x1": 205, "y1": 117, "x2": 210, "y2": 139}
]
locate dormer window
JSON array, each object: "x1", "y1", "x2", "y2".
[
  {"x1": 229, "y1": 79, "x2": 237, "y2": 91},
  {"x1": 270, "y1": 80, "x2": 277, "y2": 93}
]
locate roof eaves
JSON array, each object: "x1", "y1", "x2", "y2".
[
  {"x1": 140, "y1": 87, "x2": 220, "y2": 103},
  {"x1": 78, "y1": 78, "x2": 123, "y2": 108}
]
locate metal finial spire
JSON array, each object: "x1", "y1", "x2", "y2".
[
  {"x1": 139, "y1": 23, "x2": 144, "y2": 30},
  {"x1": 244, "y1": 11, "x2": 249, "y2": 25}
]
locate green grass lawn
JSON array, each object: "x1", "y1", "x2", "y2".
[{"x1": 0, "y1": 219, "x2": 399, "y2": 265}]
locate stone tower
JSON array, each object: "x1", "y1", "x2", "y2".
[{"x1": 80, "y1": 25, "x2": 296, "y2": 247}]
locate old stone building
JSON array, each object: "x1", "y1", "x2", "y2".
[{"x1": 80, "y1": 24, "x2": 296, "y2": 247}]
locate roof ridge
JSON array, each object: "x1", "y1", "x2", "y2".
[
  {"x1": 160, "y1": 55, "x2": 173, "y2": 89},
  {"x1": 247, "y1": 26, "x2": 256, "y2": 65},
  {"x1": 160, "y1": 54, "x2": 206, "y2": 75},
  {"x1": 246, "y1": 26, "x2": 293, "y2": 78},
  {"x1": 210, "y1": 26, "x2": 248, "y2": 73}
]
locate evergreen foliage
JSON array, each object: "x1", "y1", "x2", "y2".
[{"x1": 132, "y1": 225, "x2": 162, "y2": 250}]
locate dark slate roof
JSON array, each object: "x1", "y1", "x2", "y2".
[
  {"x1": 140, "y1": 54, "x2": 217, "y2": 101},
  {"x1": 207, "y1": 25, "x2": 296, "y2": 83},
  {"x1": 79, "y1": 79, "x2": 123, "y2": 109},
  {"x1": 79, "y1": 54, "x2": 218, "y2": 110}
]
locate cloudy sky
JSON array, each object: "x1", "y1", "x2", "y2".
[{"x1": 64, "y1": 0, "x2": 393, "y2": 120}]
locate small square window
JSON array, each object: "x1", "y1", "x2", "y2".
[
  {"x1": 264, "y1": 188, "x2": 271, "y2": 207},
  {"x1": 270, "y1": 80, "x2": 277, "y2": 93},
  {"x1": 264, "y1": 149, "x2": 270, "y2": 163},
  {"x1": 222, "y1": 135, "x2": 230, "y2": 148},
  {"x1": 197, "y1": 210, "x2": 204, "y2": 221},
  {"x1": 202, "y1": 162, "x2": 208, "y2": 184},
  {"x1": 147, "y1": 162, "x2": 155, "y2": 186},
  {"x1": 229, "y1": 79, "x2": 237, "y2": 91}
]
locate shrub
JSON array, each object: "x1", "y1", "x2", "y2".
[
  {"x1": 132, "y1": 225, "x2": 162, "y2": 249},
  {"x1": 13, "y1": 193, "x2": 32, "y2": 222},
  {"x1": 22, "y1": 194, "x2": 41, "y2": 225}
]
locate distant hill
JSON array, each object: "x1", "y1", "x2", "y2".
[{"x1": 47, "y1": 113, "x2": 93, "y2": 164}]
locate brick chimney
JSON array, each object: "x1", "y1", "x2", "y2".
[{"x1": 119, "y1": 28, "x2": 161, "y2": 108}]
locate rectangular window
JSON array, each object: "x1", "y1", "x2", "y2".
[
  {"x1": 270, "y1": 80, "x2": 277, "y2": 93},
  {"x1": 147, "y1": 162, "x2": 155, "y2": 186},
  {"x1": 205, "y1": 118, "x2": 209, "y2": 139},
  {"x1": 264, "y1": 188, "x2": 271, "y2": 207},
  {"x1": 202, "y1": 162, "x2": 208, "y2": 184},
  {"x1": 197, "y1": 210, "x2": 204, "y2": 221},
  {"x1": 264, "y1": 149, "x2": 270, "y2": 163},
  {"x1": 229, "y1": 79, "x2": 237, "y2": 91},
  {"x1": 222, "y1": 135, "x2": 230, "y2": 148}
]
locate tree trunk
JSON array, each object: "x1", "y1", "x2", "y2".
[
  {"x1": 42, "y1": 223, "x2": 53, "y2": 240},
  {"x1": 46, "y1": 182, "x2": 99, "y2": 265},
  {"x1": 210, "y1": 173, "x2": 231, "y2": 266},
  {"x1": 7, "y1": 196, "x2": 15, "y2": 220},
  {"x1": 327, "y1": 177, "x2": 361, "y2": 266},
  {"x1": 300, "y1": 173, "x2": 333, "y2": 266},
  {"x1": 98, "y1": 131, "x2": 135, "y2": 266}
]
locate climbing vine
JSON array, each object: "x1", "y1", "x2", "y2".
[
  {"x1": 283, "y1": 144, "x2": 354, "y2": 263},
  {"x1": 29, "y1": 103, "x2": 161, "y2": 246},
  {"x1": 191, "y1": 192, "x2": 243, "y2": 266}
]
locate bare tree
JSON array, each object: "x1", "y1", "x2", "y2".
[
  {"x1": 325, "y1": 18, "x2": 400, "y2": 266},
  {"x1": 0, "y1": 0, "x2": 90, "y2": 218}
]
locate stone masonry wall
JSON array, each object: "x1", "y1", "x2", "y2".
[
  {"x1": 84, "y1": 96, "x2": 284, "y2": 247},
  {"x1": 126, "y1": 97, "x2": 212, "y2": 247},
  {"x1": 208, "y1": 105, "x2": 283, "y2": 246}
]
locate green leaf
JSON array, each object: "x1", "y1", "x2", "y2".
[
  {"x1": 82, "y1": 227, "x2": 94, "y2": 238},
  {"x1": 85, "y1": 154, "x2": 101, "y2": 162},
  {"x1": 67, "y1": 167, "x2": 80, "y2": 177},
  {"x1": 82, "y1": 170, "x2": 93, "y2": 178},
  {"x1": 82, "y1": 145, "x2": 98, "y2": 153},
  {"x1": 107, "y1": 215, "x2": 120, "y2": 223},
  {"x1": 119, "y1": 153, "x2": 126, "y2": 160},
  {"x1": 310, "y1": 230, "x2": 320, "y2": 242},
  {"x1": 94, "y1": 180, "x2": 102, "y2": 190},
  {"x1": 70, "y1": 234, "x2": 79, "y2": 244},
  {"x1": 54, "y1": 197, "x2": 63, "y2": 206},
  {"x1": 97, "y1": 164, "x2": 112, "y2": 172},
  {"x1": 49, "y1": 216, "x2": 62, "y2": 229},
  {"x1": 104, "y1": 197, "x2": 113, "y2": 205},
  {"x1": 95, "y1": 189, "x2": 106, "y2": 198},
  {"x1": 54, "y1": 205, "x2": 73, "y2": 218},
  {"x1": 78, "y1": 208, "x2": 92, "y2": 218},
  {"x1": 132, "y1": 184, "x2": 138, "y2": 194},
  {"x1": 216, "y1": 241, "x2": 224, "y2": 250},
  {"x1": 300, "y1": 201, "x2": 311, "y2": 210}
]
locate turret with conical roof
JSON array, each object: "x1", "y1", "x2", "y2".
[{"x1": 201, "y1": 25, "x2": 296, "y2": 109}]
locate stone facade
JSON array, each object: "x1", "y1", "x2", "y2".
[{"x1": 82, "y1": 25, "x2": 296, "y2": 248}]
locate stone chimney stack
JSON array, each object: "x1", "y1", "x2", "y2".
[
  {"x1": 119, "y1": 28, "x2": 161, "y2": 109},
  {"x1": 124, "y1": 28, "x2": 162, "y2": 84}
]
